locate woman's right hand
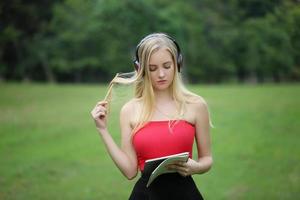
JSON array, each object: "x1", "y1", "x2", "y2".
[{"x1": 90, "y1": 101, "x2": 108, "y2": 131}]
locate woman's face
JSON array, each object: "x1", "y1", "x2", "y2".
[{"x1": 148, "y1": 48, "x2": 175, "y2": 91}]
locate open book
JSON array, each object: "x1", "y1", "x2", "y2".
[{"x1": 143, "y1": 152, "x2": 189, "y2": 187}]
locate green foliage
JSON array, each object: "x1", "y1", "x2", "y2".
[
  {"x1": 0, "y1": 0, "x2": 60, "y2": 80},
  {"x1": 36, "y1": 0, "x2": 160, "y2": 82},
  {"x1": 284, "y1": 3, "x2": 300, "y2": 80},
  {"x1": 240, "y1": 17, "x2": 293, "y2": 82},
  {"x1": 0, "y1": 0, "x2": 300, "y2": 83}
]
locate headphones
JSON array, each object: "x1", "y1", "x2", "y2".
[{"x1": 133, "y1": 33, "x2": 183, "y2": 73}]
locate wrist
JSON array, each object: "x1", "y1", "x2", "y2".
[
  {"x1": 195, "y1": 157, "x2": 213, "y2": 174},
  {"x1": 187, "y1": 159, "x2": 201, "y2": 175}
]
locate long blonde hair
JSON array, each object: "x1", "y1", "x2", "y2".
[{"x1": 105, "y1": 33, "x2": 204, "y2": 133}]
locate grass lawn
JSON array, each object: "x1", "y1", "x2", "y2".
[{"x1": 0, "y1": 83, "x2": 299, "y2": 199}]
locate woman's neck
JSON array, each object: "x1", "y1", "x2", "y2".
[{"x1": 154, "y1": 89, "x2": 173, "y2": 104}]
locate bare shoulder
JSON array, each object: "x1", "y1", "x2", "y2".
[
  {"x1": 121, "y1": 98, "x2": 139, "y2": 115},
  {"x1": 185, "y1": 95, "x2": 209, "y2": 124},
  {"x1": 120, "y1": 98, "x2": 132, "y2": 111},
  {"x1": 187, "y1": 95, "x2": 208, "y2": 110},
  {"x1": 120, "y1": 98, "x2": 141, "y2": 127}
]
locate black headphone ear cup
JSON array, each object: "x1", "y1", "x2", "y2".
[
  {"x1": 177, "y1": 54, "x2": 183, "y2": 72},
  {"x1": 134, "y1": 60, "x2": 140, "y2": 72}
]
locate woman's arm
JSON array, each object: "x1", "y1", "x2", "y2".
[
  {"x1": 192, "y1": 98, "x2": 213, "y2": 174},
  {"x1": 91, "y1": 101, "x2": 138, "y2": 180},
  {"x1": 167, "y1": 98, "x2": 213, "y2": 176}
]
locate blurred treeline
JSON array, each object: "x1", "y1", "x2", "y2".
[{"x1": 1, "y1": 0, "x2": 300, "y2": 83}]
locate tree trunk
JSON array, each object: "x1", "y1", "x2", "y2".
[
  {"x1": 272, "y1": 70, "x2": 281, "y2": 83},
  {"x1": 41, "y1": 57, "x2": 56, "y2": 83}
]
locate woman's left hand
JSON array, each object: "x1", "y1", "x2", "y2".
[{"x1": 167, "y1": 158, "x2": 199, "y2": 177}]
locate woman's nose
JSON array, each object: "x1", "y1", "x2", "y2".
[{"x1": 158, "y1": 68, "x2": 165, "y2": 78}]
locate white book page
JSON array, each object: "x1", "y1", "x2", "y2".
[{"x1": 146, "y1": 152, "x2": 189, "y2": 187}]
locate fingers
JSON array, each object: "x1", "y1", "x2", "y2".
[
  {"x1": 95, "y1": 101, "x2": 108, "y2": 112},
  {"x1": 167, "y1": 162, "x2": 189, "y2": 177},
  {"x1": 92, "y1": 107, "x2": 106, "y2": 116},
  {"x1": 91, "y1": 101, "x2": 108, "y2": 119},
  {"x1": 96, "y1": 100, "x2": 108, "y2": 106},
  {"x1": 168, "y1": 163, "x2": 187, "y2": 172}
]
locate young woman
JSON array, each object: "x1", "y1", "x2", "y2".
[{"x1": 91, "y1": 33, "x2": 213, "y2": 199}]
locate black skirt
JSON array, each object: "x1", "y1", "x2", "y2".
[{"x1": 128, "y1": 172, "x2": 204, "y2": 200}]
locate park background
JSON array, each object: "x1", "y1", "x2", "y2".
[{"x1": 1, "y1": 0, "x2": 300, "y2": 199}]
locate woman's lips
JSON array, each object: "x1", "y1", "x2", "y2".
[{"x1": 157, "y1": 80, "x2": 167, "y2": 84}]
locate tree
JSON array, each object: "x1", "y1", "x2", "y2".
[
  {"x1": 35, "y1": 0, "x2": 159, "y2": 82},
  {"x1": 239, "y1": 17, "x2": 293, "y2": 83},
  {"x1": 0, "y1": 0, "x2": 61, "y2": 81}
]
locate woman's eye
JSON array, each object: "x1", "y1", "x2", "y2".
[
  {"x1": 149, "y1": 66, "x2": 157, "y2": 71},
  {"x1": 164, "y1": 65, "x2": 171, "y2": 69}
]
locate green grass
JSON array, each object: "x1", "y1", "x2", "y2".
[{"x1": 0, "y1": 83, "x2": 299, "y2": 200}]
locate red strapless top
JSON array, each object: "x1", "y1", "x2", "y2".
[{"x1": 132, "y1": 120, "x2": 195, "y2": 171}]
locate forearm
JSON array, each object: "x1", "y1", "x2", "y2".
[{"x1": 97, "y1": 128, "x2": 137, "y2": 179}]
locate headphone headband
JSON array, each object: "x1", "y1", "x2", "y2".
[{"x1": 133, "y1": 33, "x2": 183, "y2": 73}]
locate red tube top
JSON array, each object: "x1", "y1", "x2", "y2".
[{"x1": 132, "y1": 120, "x2": 195, "y2": 171}]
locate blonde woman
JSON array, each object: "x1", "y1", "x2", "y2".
[{"x1": 91, "y1": 33, "x2": 213, "y2": 199}]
